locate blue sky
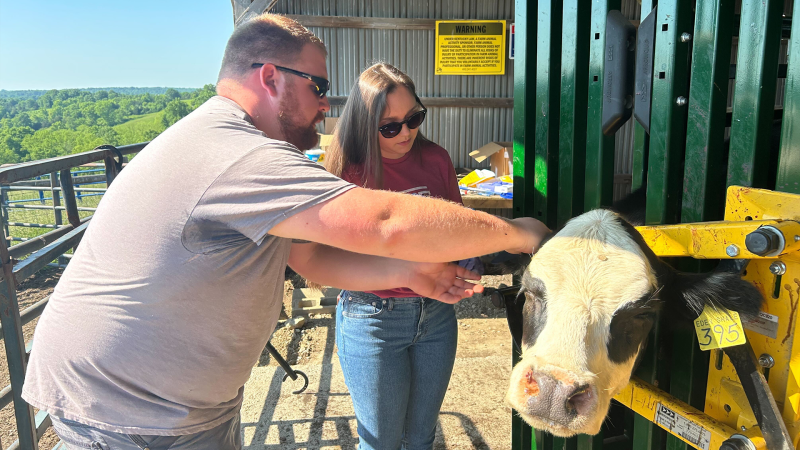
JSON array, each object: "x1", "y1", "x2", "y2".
[{"x1": 0, "y1": 1, "x2": 233, "y2": 90}]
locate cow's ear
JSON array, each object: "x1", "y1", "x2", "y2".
[
  {"x1": 609, "y1": 186, "x2": 647, "y2": 226},
  {"x1": 481, "y1": 251, "x2": 531, "y2": 276},
  {"x1": 480, "y1": 231, "x2": 557, "y2": 276},
  {"x1": 668, "y1": 271, "x2": 764, "y2": 320}
]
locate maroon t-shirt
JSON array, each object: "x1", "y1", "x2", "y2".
[{"x1": 342, "y1": 140, "x2": 462, "y2": 298}]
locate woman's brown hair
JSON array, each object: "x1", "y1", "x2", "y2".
[{"x1": 325, "y1": 63, "x2": 429, "y2": 188}]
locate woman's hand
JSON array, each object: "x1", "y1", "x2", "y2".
[{"x1": 402, "y1": 261, "x2": 483, "y2": 304}]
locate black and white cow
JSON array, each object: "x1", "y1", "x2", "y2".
[{"x1": 497, "y1": 200, "x2": 764, "y2": 437}]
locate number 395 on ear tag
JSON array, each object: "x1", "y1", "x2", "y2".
[{"x1": 694, "y1": 305, "x2": 747, "y2": 351}]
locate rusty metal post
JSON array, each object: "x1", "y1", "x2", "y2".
[
  {"x1": 1, "y1": 187, "x2": 10, "y2": 243},
  {"x1": 50, "y1": 172, "x2": 62, "y2": 227},
  {"x1": 0, "y1": 234, "x2": 37, "y2": 449},
  {"x1": 102, "y1": 147, "x2": 122, "y2": 187},
  {"x1": 59, "y1": 170, "x2": 81, "y2": 228},
  {"x1": 50, "y1": 172, "x2": 65, "y2": 266}
]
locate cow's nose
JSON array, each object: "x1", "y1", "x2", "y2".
[{"x1": 521, "y1": 369, "x2": 597, "y2": 425}]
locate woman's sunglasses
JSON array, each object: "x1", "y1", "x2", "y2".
[
  {"x1": 378, "y1": 109, "x2": 427, "y2": 139},
  {"x1": 251, "y1": 63, "x2": 330, "y2": 98}
]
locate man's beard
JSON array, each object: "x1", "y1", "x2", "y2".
[{"x1": 278, "y1": 90, "x2": 324, "y2": 151}]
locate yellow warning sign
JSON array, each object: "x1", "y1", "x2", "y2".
[{"x1": 435, "y1": 20, "x2": 506, "y2": 75}]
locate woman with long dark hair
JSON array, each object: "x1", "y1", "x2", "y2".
[{"x1": 326, "y1": 63, "x2": 464, "y2": 450}]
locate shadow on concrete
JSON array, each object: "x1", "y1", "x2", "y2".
[
  {"x1": 244, "y1": 322, "x2": 358, "y2": 449},
  {"x1": 245, "y1": 305, "x2": 507, "y2": 449},
  {"x1": 437, "y1": 411, "x2": 493, "y2": 450}
]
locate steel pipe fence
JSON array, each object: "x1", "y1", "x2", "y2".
[{"x1": 0, "y1": 142, "x2": 146, "y2": 450}]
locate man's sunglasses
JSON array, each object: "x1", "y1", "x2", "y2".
[
  {"x1": 252, "y1": 63, "x2": 330, "y2": 98},
  {"x1": 378, "y1": 109, "x2": 427, "y2": 139}
]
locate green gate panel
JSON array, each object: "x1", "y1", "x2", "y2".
[
  {"x1": 727, "y1": 0, "x2": 785, "y2": 189},
  {"x1": 577, "y1": 433, "x2": 604, "y2": 450},
  {"x1": 631, "y1": 128, "x2": 648, "y2": 192},
  {"x1": 510, "y1": 0, "x2": 800, "y2": 448},
  {"x1": 667, "y1": 5, "x2": 734, "y2": 449},
  {"x1": 513, "y1": 0, "x2": 539, "y2": 221},
  {"x1": 513, "y1": 0, "x2": 536, "y2": 448},
  {"x1": 682, "y1": 0, "x2": 734, "y2": 223},
  {"x1": 776, "y1": 0, "x2": 800, "y2": 193},
  {"x1": 557, "y1": 0, "x2": 590, "y2": 228},
  {"x1": 534, "y1": 0, "x2": 563, "y2": 229},
  {"x1": 641, "y1": 0, "x2": 695, "y2": 448},
  {"x1": 644, "y1": 0, "x2": 693, "y2": 226},
  {"x1": 584, "y1": 0, "x2": 620, "y2": 210},
  {"x1": 631, "y1": 316, "x2": 667, "y2": 450}
]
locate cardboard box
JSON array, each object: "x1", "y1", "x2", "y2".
[
  {"x1": 468, "y1": 142, "x2": 513, "y2": 177},
  {"x1": 318, "y1": 133, "x2": 334, "y2": 149},
  {"x1": 324, "y1": 117, "x2": 339, "y2": 135},
  {"x1": 314, "y1": 117, "x2": 339, "y2": 152}
]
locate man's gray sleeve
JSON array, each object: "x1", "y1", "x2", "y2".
[{"x1": 182, "y1": 143, "x2": 354, "y2": 254}]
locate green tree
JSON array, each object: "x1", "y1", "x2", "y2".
[
  {"x1": 189, "y1": 84, "x2": 216, "y2": 109},
  {"x1": 0, "y1": 126, "x2": 34, "y2": 164},
  {"x1": 2, "y1": 85, "x2": 216, "y2": 161},
  {"x1": 160, "y1": 99, "x2": 191, "y2": 127},
  {"x1": 22, "y1": 126, "x2": 117, "y2": 160},
  {"x1": 165, "y1": 88, "x2": 181, "y2": 101}
]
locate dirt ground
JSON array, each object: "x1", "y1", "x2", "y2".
[{"x1": 2, "y1": 271, "x2": 517, "y2": 449}]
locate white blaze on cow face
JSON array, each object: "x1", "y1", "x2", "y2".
[{"x1": 506, "y1": 210, "x2": 659, "y2": 437}]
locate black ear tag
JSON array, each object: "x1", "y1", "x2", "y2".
[{"x1": 506, "y1": 290, "x2": 526, "y2": 352}]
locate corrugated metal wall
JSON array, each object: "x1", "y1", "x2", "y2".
[
  {"x1": 269, "y1": 0, "x2": 789, "y2": 201},
  {"x1": 269, "y1": 0, "x2": 643, "y2": 194},
  {"x1": 273, "y1": 0, "x2": 513, "y2": 19},
  {"x1": 272, "y1": 0, "x2": 514, "y2": 170}
]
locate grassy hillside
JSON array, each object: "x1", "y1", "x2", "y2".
[
  {"x1": 113, "y1": 111, "x2": 166, "y2": 144},
  {"x1": 0, "y1": 86, "x2": 215, "y2": 164}
]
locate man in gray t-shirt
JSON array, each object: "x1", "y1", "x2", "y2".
[{"x1": 23, "y1": 14, "x2": 548, "y2": 449}]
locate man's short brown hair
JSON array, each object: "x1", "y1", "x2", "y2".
[{"x1": 217, "y1": 14, "x2": 327, "y2": 82}]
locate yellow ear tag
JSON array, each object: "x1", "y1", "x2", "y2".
[{"x1": 693, "y1": 305, "x2": 747, "y2": 351}]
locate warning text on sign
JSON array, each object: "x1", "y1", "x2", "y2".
[{"x1": 436, "y1": 21, "x2": 506, "y2": 75}]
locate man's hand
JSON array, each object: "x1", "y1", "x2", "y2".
[
  {"x1": 507, "y1": 217, "x2": 551, "y2": 254},
  {"x1": 402, "y1": 262, "x2": 484, "y2": 304}
]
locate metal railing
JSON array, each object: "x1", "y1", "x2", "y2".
[
  {"x1": 0, "y1": 142, "x2": 147, "y2": 450},
  {"x1": 1, "y1": 167, "x2": 108, "y2": 250}
]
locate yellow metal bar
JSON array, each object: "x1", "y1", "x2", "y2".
[
  {"x1": 614, "y1": 377, "x2": 754, "y2": 449},
  {"x1": 635, "y1": 220, "x2": 800, "y2": 259},
  {"x1": 725, "y1": 186, "x2": 800, "y2": 222},
  {"x1": 621, "y1": 187, "x2": 800, "y2": 447}
]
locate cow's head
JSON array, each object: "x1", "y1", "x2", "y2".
[{"x1": 502, "y1": 209, "x2": 763, "y2": 437}]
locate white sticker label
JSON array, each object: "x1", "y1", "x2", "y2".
[
  {"x1": 743, "y1": 311, "x2": 779, "y2": 339},
  {"x1": 654, "y1": 403, "x2": 711, "y2": 450}
]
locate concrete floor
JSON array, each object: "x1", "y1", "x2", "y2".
[{"x1": 240, "y1": 318, "x2": 513, "y2": 449}]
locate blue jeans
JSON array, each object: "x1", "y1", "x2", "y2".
[
  {"x1": 336, "y1": 291, "x2": 458, "y2": 450},
  {"x1": 50, "y1": 413, "x2": 241, "y2": 449}
]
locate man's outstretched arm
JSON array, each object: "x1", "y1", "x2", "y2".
[
  {"x1": 287, "y1": 242, "x2": 483, "y2": 304},
  {"x1": 270, "y1": 187, "x2": 549, "y2": 263}
]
